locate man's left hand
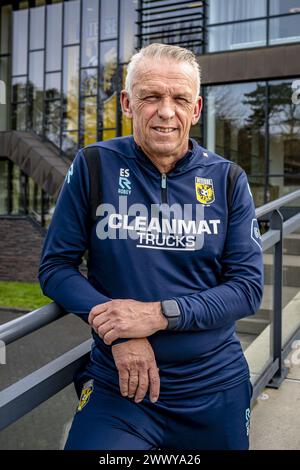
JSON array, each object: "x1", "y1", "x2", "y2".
[{"x1": 88, "y1": 299, "x2": 168, "y2": 345}]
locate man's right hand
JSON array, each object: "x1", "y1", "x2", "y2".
[{"x1": 111, "y1": 338, "x2": 160, "y2": 404}]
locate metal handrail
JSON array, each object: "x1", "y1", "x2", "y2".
[
  {"x1": 0, "y1": 303, "x2": 66, "y2": 345},
  {"x1": 256, "y1": 188, "x2": 300, "y2": 218},
  {"x1": 0, "y1": 189, "x2": 300, "y2": 433}
]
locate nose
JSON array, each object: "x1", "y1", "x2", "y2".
[{"x1": 157, "y1": 97, "x2": 175, "y2": 120}]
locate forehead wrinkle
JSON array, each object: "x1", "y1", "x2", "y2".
[{"x1": 132, "y1": 60, "x2": 198, "y2": 96}]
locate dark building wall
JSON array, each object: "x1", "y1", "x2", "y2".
[
  {"x1": 0, "y1": 215, "x2": 88, "y2": 283},
  {"x1": 0, "y1": 216, "x2": 45, "y2": 282}
]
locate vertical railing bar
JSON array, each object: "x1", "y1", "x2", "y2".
[{"x1": 267, "y1": 208, "x2": 288, "y2": 388}]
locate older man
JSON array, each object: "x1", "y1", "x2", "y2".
[{"x1": 39, "y1": 43, "x2": 263, "y2": 450}]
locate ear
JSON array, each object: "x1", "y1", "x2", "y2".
[
  {"x1": 191, "y1": 96, "x2": 203, "y2": 126},
  {"x1": 120, "y1": 90, "x2": 133, "y2": 119}
]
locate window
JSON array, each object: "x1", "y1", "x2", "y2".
[
  {"x1": 46, "y1": 3, "x2": 62, "y2": 72},
  {"x1": 12, "y1": 9, "x2": 28, "y2": 76},
  {"x1": 205, "y1": 82, "x2": 266, "y2": 206},
  {"x1": 268, "y1": 79, "x2": 300, "y2": 196},
  {"x1": 208, "y1": 0, "x2": 266, "y2": 23},
  {"x1": 100, "y1": 0, "x2": 118, "y2": 40},
  {"x1": 64, "y1": 0, "x2": 80, "y2": 46},
  {"x1": 1, "y1": 5, "x2": 12, "y2": 55},
  {"x1": 208, "y1": 21, "x2": 266, "y2": 52},
  {"x1": 30, "y1": 5, "x2": 45, "y2": 50},
  {"x1": 63, "y1": 45, "x2": 79, "y2": 131},
  {"x1": 29, "y1": 50, "x2": 44, "y2": 133},
  {"x1": 207, "y1": 0, "x2": 300, "y2": 52},
  {"x1": 269, "y1": 14, "x2": 300, "y2": 45},
  {"x1": 82, "y1": 0, "x2": 99, "y2": 67}
]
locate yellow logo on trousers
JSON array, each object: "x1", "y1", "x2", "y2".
[
  {"x1": 77, "y1": 379, "x2": 94, "y2": 411},
  {"x1": 195, "y1": 177, "x2": 215, "y2": 205}
]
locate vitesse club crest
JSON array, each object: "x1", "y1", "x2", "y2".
[
  {"x1": 195, "y1": 177, "x2": 215, "y2": 205},
  {"x1": 77, "y1": 379, "x2": 94, "y2": 412}
]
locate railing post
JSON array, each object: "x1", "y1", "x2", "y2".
[{"x1": 267, "y1": 209, "x2": 288, "y2": 388}]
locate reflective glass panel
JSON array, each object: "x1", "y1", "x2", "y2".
[
  {"x1": 269, "y1": 15, "x2": 300, "y2": 45},
  {"x1": 29, "y1": 51, "x2": 44, "y2": 91},
  {"x1": 1, "y1": 5, "x2": 12, "y2": 54},
  {"x1": 29, "y1": 51, "x2": 44, "y2": 132},
  {"x1": 12, "y1": 76, "x2": 27, "y2": 102},
  {"x1": 205, "y1": 82, "x2": 266, "y2": 205},
  {"x1": 82, "y1": 0, "x2": 98, "y2": 67},
  {"x1": 103, "y1": 129, "x2": 116, "y2": 140},
  {"x1": 62, "y1": 130, "x2": 78, "y2": 157},
  {"x1": 100, "y1": 41, "x2": 117, "y2": 130},
  {"x1": 46, "y1": 3, "x2": 62, "y2": 72},
  {"x1": 0, "y1": 159, "x2": 8, "y2": 214},
  {"x1": 12, "y1": 9, "x2": 28, "y2": 75},
  {"x1": 100, "y1": 0, "x2": 118, "y2": 40},
  {"x1": 64, "y1": 0, "x2": 80, "y2": 45},
  {"x1": 208, "y1": 0, "x2": 266, "y2": 23},
  {"x1": 81, "y1": 68, "x2": 97, "y2": 96},
  {"x1": 208, "y1": 20, "x2": 266, "y2": 52},
  {"x1": 121, "y1": 64, "x2": 132, "y2": 136},
  {"x1": 120, "y1": 0, "x2": 138, "y2": 62},
  {"x1": 44, "y1": 99, "x2": 61, "y2": 147},
  {"x1": 45, "y1": 72, "x2": 61, "y2": 100},
  {"x1": 12, "y1": 103, "x2": 26, "y2": 130},
  {"x1": 0, "y1": 57, "x2": 9, "y2": 130},
  {"x1": 268, "y1": 79, "x2": 300, "y2": 198},
  {"x1": 243, "y1": 249, "x2": 273, "y2": 383},
  {"x1": 63, "y1": 46, "x2": 79, "y2": 131},
  {"x1": 30, "y1": 5, "x2": 45, "y2": 50},
  {"x1": 11, "y1": 164, "x2": 21, "y2": 214},
  {"x1": 82, "y1": 96, "x2": 97, "y2": 146},
  {"x1": 270, "y1": 0, "x2": 300, "y2": 15}
]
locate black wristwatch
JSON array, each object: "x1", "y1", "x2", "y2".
[{"x1": 161, "y1": 300, "x2": 181, "y2": 330}]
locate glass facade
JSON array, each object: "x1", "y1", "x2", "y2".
[
  {"x1": 1, "y1": 0, "x2": 138, "y2": 156},
  {"x1": 208, "y1": 0, "x2": 300, "y2": 52},
  {"x1": 0, "y1": 157, "x2": 55, "y2": 226},
  {"x1": 0, "y1": 0, "x2": 299, "y2": 220},
  {"x1": 204, "y1": 79, "x2": 300, "y2": 206}
]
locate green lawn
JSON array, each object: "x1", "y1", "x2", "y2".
[{"x1": 0, "y1": 281, "x2": 51, "y2": 310}]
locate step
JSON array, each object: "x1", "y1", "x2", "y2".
[
  {"x1": 283, "y1": 234, "x2": 300, "y2": 256},
  {"x1": 264, "y1": 254, "x2": 300, "y2": 287},
  {"x1": 239, "y1": 333, "x2": 256, "y2": 351},
  {"x1": 236, "y1": 285, "x2": 300, "y2": 335},
  {"x1": 237, "y1": 317, "x2": 269, "y2": 335},
  {"x1": 244, "y1": 291, "x2": 300, "y2": 378}
]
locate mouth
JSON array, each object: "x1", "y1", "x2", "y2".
[{"x1": 152, "y1": 126, "x2": 177, "y2": 134}]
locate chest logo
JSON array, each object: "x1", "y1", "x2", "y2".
[
  {"x1": 118, "y1": 168, "x2": 131, "y2": 195},
  {"x1": 195, "y1": 177, "x2": 215, "y2": 205}
]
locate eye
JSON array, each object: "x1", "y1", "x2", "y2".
[
  {"x1": 175, "y1": 97, "x2": 188, "y2": 103},
  {"x1": 144, "y1": 95, "x2": 160, "y2": 102}
]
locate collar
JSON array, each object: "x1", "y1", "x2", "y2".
[{"x1": 131, "y1": 137, "x2": 199, "y2": 175}]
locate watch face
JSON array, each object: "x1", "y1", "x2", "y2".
[{"x1": 162, "y1": 300, "x2": 180, "y2": 319}]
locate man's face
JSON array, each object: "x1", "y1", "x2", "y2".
[{"x1": 121, "y1": 59, "x2": 202, "y2": 160}]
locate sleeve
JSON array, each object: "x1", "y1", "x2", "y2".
[
  {"x1": 38, "y1": 149, "x2": 127, "y2": 346},
  {"x1": 172, "y1": 170, "x2": 264, "y2": 331}
]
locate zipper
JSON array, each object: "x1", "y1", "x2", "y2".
[{"x1": 161, "y1": 173, "x2": 168, "y2": 204}]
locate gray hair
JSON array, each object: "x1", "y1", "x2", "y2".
[{"x1": 125, "y1": 43, "x2": 201, "y2": 98}]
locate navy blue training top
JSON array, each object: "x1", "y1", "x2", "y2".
[{"x1": 38, "y1": 136, "x2": 263, "y2": 400}]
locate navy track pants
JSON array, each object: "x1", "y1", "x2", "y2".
[{"x1": 64, "y1": 377, "x2": 253, "y2": 450}]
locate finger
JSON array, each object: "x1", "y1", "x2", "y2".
[
  {"x1": 134, "y1": 369, "x2": 149, "y2": 403},
  {"x1": 96, "y1": 320, "x2": 114, "y2": 340},
  {"x1": 103, "y1": 327, "x2": 120, "y2": 345},
  {"x1": 88, "y1": 303, "x2": 109, "y2": 324},
  {"x1": 128, "y1": 369, "x2": 139, "y2": 398},
  {"x1": 148, "y1": 365, "x2": 160, "y2": 403},
  {"x1": 118, "y1": 368, "x2": 130, "y2": 397},
  {"x1": 91, "y1": 312, "x2": 110, "y2": 330}
]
